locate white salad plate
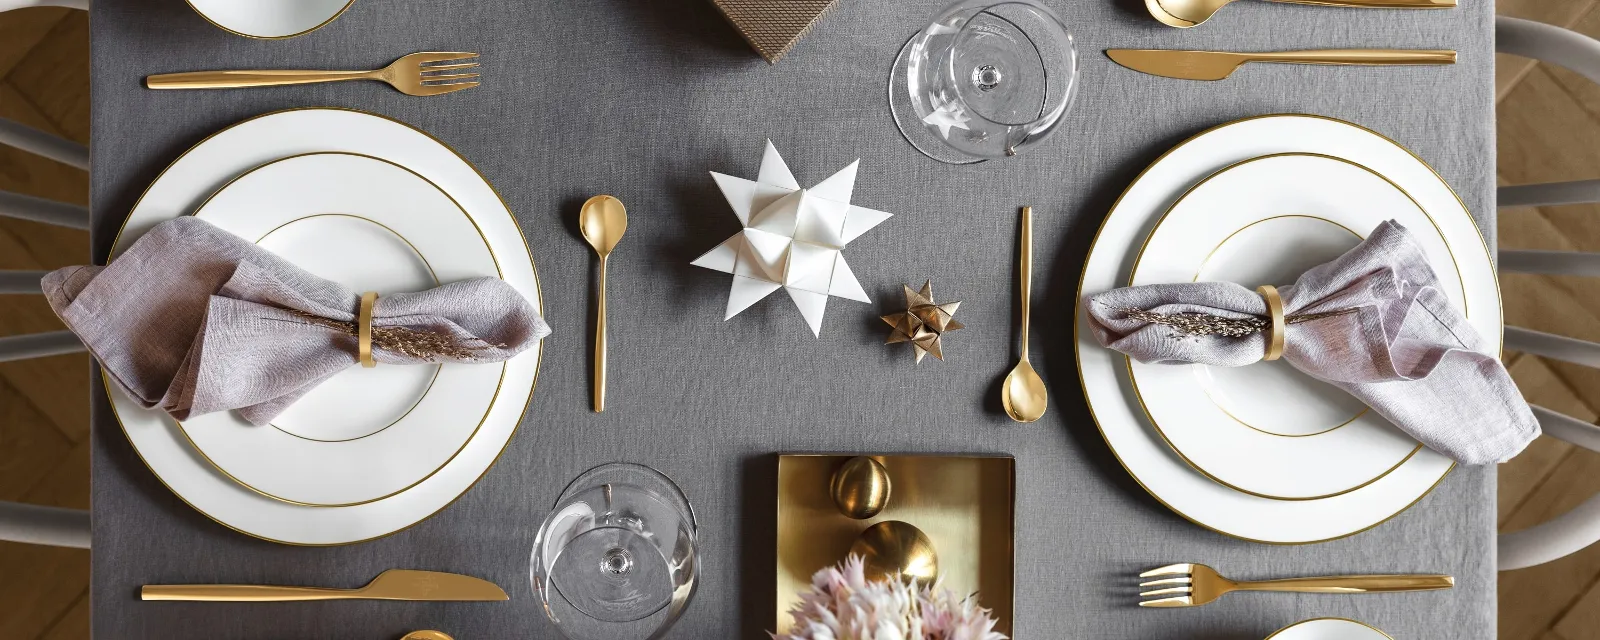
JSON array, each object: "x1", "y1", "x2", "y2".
[
  {"x1": 107, "y1": 107, "x2": 541, "y2": 545},
  {"x1": 185, "y1": 0, "x2": 354, "y2": 39},
  {"x1": 182, "y1": 152, "x2": 504, "y2": 507},
  {"x1": 1265, "y1": 618, "x2": 1394, "y2": 640},
  {"x1": 1077, "y1": 114, "x2": 1500, "y2": 544},
  {"x1": 1127, "y1": 153, "x2": 1471, "y2": 501}
]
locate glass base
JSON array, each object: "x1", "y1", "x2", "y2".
[
  {"x1": 533, "y1": 463, "x2": 698, "y2": 640},
  {"x1": 889, "y1": 31, "x2": 987, "y2": 166}
]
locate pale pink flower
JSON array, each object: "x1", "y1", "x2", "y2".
[{"x1": 773, "y1": 555, "x2": 1008, "y2": 640}]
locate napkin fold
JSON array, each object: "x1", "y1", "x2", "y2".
[
  {"x1": 1084, "y1": 220, "x2": 1537, "y2": 465},
  {"x1": 43, "y1": 216, "x2": 550, "y2": 426}
]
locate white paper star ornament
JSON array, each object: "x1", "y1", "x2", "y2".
[{"x1": 691, "y1": 140, "x2": 892, "y2": 337}]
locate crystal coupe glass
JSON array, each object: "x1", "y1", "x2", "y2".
[
  {"x1": 531, "y1": 463, "x2": 697, "y2": 640},
  {"x1": 889, "y1": 0, "x2": 1080, "y2": 164}
]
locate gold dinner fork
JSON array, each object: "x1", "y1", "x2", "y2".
[
  {"x1": 145, "y1": 52, "x2": 480, "y2": 97},
  {"x1": 1138, "y1": 563, "x2": 1454, "y2": 608}
]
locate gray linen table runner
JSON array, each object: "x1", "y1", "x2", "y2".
[
  {"x1": 42, "y1": 216, "x2": 550, "y2": 425},
  {"x1": 1084, "y1": 220, "x2": 1536, "y2": 464}
]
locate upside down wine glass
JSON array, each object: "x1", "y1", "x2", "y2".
[
  {"x1": 889, "y1": 0, "x2": 1080, "y2": 164},
  {"x1": 531, "y1": 463, "x2": 698, "y2": 640}
]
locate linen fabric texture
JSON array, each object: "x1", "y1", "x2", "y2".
[
  {"x1": 1084, "y1": 220, "x2": 1536, "y2": 464},
  {"x1": 42, "y1": 216, "x2": 550, "y2": 425}
]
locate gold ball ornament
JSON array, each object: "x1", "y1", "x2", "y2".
[
  {"x1": 849, "y1": 520, "x2": 939, "y2": 583},
  {"x1": 830, "y1": 456, "x2": 891, "y2": 519}
]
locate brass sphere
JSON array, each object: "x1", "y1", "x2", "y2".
[
  {"x1": 829, "y1": 456, "x2": 891, "y2": 520},
  {"x1": 849, "y1": 520, "x2": 938, "y2": 583}
]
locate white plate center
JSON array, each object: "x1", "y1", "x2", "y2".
[
  {"x1": 1193, "y1": 215, "x2": 1370, "y2": 437},
  {"x1": 255, "y1": 214, "x2": 438, "y2": 442},
  {"x1": 187, "y1": 0, "x2": 350, "y2": 38}
]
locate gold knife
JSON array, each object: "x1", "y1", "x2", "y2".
[
  {"x1": 141, "y1": 569, "x2": 508, "y2": 602},
  {"x1": 1106, "y1": 49, "x2": 1456, "y2": 81}
]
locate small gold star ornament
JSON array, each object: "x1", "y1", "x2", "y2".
[{"x1": 881, "y1": 281, "x2": 963, "y2": 363}]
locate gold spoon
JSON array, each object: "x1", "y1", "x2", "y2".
[
  {"x1": 1002, "y1": 206, "x2": 1047, "y2": 423},
  {"x1": 401, "y1": 632, "x2": 454, "y2": 640},
  {"x1": 579, "y1": 195, "x2": 628, "y2": 413},
  {"x1": 1146, "y1": 0, "x2": 1454, "y2": 29}
]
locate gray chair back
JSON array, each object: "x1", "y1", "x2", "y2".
[{"x1": 1497, "y1": 16, "x2": 1600, "y2": 571}]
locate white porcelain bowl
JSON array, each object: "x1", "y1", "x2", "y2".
[{"x1": 186, "y1": 0, "x2": 354, "y2": 39}]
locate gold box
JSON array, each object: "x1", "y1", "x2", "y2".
[
  {"x1": 710, "y1": 0, "x2": 841, "y2": 63},
  {"x1": 775, "y1": 454, "x2": 1015, "y2": 635}
]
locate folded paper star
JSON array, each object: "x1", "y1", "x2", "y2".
[
  {"x1": 692, "y1": 141, "x2": 893, "y2": 337},
  {"x1": 882, "y1": 281, "x2": 963, "y2": 363}
]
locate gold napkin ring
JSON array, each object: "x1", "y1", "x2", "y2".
[
  {"x1": 1257, "y1": 285, "x2": 1285, "y2": 362},
  {"x1": 358, "y1": 292, "x2": 378, "y2": 368}
]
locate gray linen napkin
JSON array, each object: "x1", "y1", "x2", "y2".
[
  {"x1": 42, "y1": 216, "x2": 550, "y2": 426},
  {"x1": 1084, "y1": 220, "x2": 1536, "y2": 465}
]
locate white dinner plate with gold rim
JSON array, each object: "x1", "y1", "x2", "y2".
[
  {"x1": 106, "y1": 107, "x2": 541, "y2": 545},
  {"x1": 1126, "y1": 153, "x2": 1475, "y2": 501},
  {"x1": 1265, "y1": 618, "x2": 1394, "y2": 640},
  {"x1": 186, "y1": 0, "x2": 354, "y2": 40},
  {"x1": 180, "y1": 152, "x2": 503, "y2": 507},
  {"x1": 1077, "y1": 113, "x2": 1499, "y2": 544}
]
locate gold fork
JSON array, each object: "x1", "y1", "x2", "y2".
[
  {"x1": 1139, "y1": 563, "x2": 1454, "y2": 608},
  {"x1": 145, "y1": 52, "x2": 480, "y2": 97}
]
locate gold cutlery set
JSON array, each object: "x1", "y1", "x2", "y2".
[
  {"x1": 141, "y1": 569, "x2": 507, "y2": 602},
  {"x1": 1114, "y1": 0, "x2": 1457, "y2": 81},
  {"x1": 145, "y1": 51, "x2": 482, "y2": 96},
  {"x1": 579, "y1": 195, "x2": 629, "y2": 413},
  {"x1": 1138, "y1": 563, "x2": 1454, "y2": 608},
  {"x1": 143, "y1": 570, "x2": 500, "y2": 639}
]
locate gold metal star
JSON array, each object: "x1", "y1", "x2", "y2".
[{"x1": 881, "y1": 281, "x2": 963, "y2": 363}]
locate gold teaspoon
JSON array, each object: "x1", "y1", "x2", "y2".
[
  {"x1": 1002, "y1": 206, "x2": 1047, "y2": 423},
  {"x1": 401, "y1": 632, "x2": 454, "y2": 640},
  {"x1": 579, "y1": 195, "x2": 628, "y2": 412}
]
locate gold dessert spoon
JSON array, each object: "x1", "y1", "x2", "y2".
[
  {"x1": 579, "y1": 195, "x2": 627, "y2": 412},
  {"x1": 1002, "y1": 206, "x2": 1047, "y2": 423},
  {"x1": 1147, "y1": 0, "x2": 1454, "y2": 29}
]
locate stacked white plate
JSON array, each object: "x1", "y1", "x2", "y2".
[
  {"x1": 1076, "y1": 114, "x2": 1499, "y2": 543},
  {"x1": 1266, "y1": 618, "x2": 1395, "y2": 640},
  {"x1": 107, "y1": 108, "x2": 541, "y2": 545}
]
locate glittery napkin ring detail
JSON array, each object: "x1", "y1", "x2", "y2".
[
  {"x1": 358, "y1": 291, "x2": 378, "y2": 368},
  {"x1": 1256, "y1": 285, "x2": 1285, "y2": 362}
]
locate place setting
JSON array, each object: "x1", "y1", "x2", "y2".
[{"x1": 24, "y1": 0, "x2": 1537, "y2": 637}]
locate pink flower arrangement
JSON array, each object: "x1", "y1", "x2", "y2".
[{"x1": 773, "y1": 555, "x2": 1008, "y2": 640}]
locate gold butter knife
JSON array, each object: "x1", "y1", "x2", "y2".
[
  {"x1": 1106, "y1": 48, "x2": 1455, "y2": 81},
  {"x1": 141, "y1": 569, "x2": 508, "y2": 602}
]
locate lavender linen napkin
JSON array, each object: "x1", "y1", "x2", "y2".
[
  {"x1": 42, "y1": 217, "x2": 551, "y2": 426},
  {"x1": 1084, "y1": 220, "x2": 1536, "y2": 464}
]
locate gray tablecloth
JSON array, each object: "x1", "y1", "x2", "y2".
[{"x1": 88, "y1": 0, "x2": 1497, "y2": 638}]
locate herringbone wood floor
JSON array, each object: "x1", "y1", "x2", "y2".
[{"x1": 3, "y1": 2, "x2": 1600, "y2": 638}]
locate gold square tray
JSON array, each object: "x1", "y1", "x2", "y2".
[{"x1": 775, "y1": 454, "x2": 1015, "y2": 635}]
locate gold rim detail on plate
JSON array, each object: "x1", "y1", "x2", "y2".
[
  {"x1": 1073, "y1": 113, "x2": 1496, "y2": 544},
  {"x1": 172, "y1": 153, "x2": 507, "y2": 508},
  {"x1": 183, "y1": 0, "x2": 357, "y2": 41},
  {"x1": 1263, "y1": 617, "x2": 1396, "y2": 640},
  {"x1": 102, "y1": 106, "x2": 542, "y2": 546},
  {"x1": 1123, "y1": 152, "x2": 1462, "y2": 501}
]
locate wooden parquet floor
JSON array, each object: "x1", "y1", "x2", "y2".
[{"x1": 3, "y1": 2, "x2": 1600, "y2": 638}]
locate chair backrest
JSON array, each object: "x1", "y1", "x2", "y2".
[
  {"x1": 1496, "y1": 16, "x2": 1600, "y2": 571},
  {"x1": 0, "y1": 0, "x2": 91, "y2": 549}
]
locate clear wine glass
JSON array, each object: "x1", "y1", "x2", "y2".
[
  {"x1": 531, "y1": 463, "x2": 698, "y2": 640},
  {"x1": 889, "y1": 0, "x2": 1080, "y2": 164}
]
